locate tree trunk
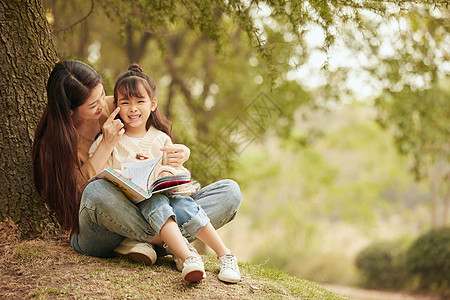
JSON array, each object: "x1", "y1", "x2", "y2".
[{"x1": 0, "y1": 0, "x2": 58, "y2": 237}]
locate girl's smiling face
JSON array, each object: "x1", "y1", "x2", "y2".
[{"x1": 117, "y1": 83, "x2": 157, "y2": 136}]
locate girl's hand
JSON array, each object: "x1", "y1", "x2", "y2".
[
  {"x1": 158, "y1": 171, "x2": 173, "y2": 178},
  {"x1": 102, "y1": 107, "x2": 125, "y2": 148},
  {"x1": 160, "y1": 144, "x2": 190, "y2": 167}
]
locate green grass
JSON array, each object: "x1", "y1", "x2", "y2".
[
  {"x1": 238, "y1": 258, "x2": 344, "y2": 299},
  {"x1": 30, "y1": 287, "x2": 73, "y2": 298}
]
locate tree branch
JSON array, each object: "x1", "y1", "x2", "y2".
[
  {"x1": 163, "y1": 35, "x2": 192, "y2": 103},
  {"x1": 53, "y1": 0, "x2": 94, "y2": 33}
]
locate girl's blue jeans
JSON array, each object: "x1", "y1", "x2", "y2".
[{"x1": 70, "y1": 179, "x2": 241, "y2": 258}]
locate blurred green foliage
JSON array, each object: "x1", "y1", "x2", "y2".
[
  {"x1": 370, "y1": 8, "x2": 450, "y2": 181},
  {"x1": 406, "y1": 227, "x2": 450, "y2": 295},
  {"x1": 327, "y1": 6, "x2": 450, "y2": 228},
  {"x1": 355, "y1": 228, "x2": 450, "y2": 296},
  {"x1": 368, "y1": 8, "x2": 450, "y2": 229},
  {"x1": 355, "y1": 240, "x2": 409, "y2": 290},
  {"x1": 322, "y1": 6, "x2": 450, "y2": 179}
]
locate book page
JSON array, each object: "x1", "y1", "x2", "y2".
[{"x1": 121, "y1": 156, "x2": 162, "y2": 191}]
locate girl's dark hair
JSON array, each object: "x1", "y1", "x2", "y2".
[
  {"x1": 32, "y1": 60, "x2": 102, "y2": 234},
  {"x1": 114, "y1": 63, "x2": 172, "y2": 138}
]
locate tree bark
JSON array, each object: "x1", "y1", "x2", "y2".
[{"x1": 0, "y1": 0, "x2": 58, "y2": 236}]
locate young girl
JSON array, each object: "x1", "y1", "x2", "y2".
[{"x1": 89, "y1": 64, "x2": 241, "y2": 284}]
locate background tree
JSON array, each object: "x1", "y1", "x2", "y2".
[{"x1": 0, "y1": 0, "x2": 58, "y2": 237}]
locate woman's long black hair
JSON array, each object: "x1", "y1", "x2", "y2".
[{"x1": 32, "y1": 60, "x2": 102, "y2": 234}]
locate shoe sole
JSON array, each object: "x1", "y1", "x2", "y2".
[
  {"x1": 218, "y1": 276, "x2": 240, "y2": 284},
  {"x1": 183, "y1": 270, "x2": 204, "y2": 282},
  {"x1": 114, "y1": 245, "x2": 156, "y2": 266},
  {"x1": 119, "y1": 252, "x2": 155, "y2": 266}
]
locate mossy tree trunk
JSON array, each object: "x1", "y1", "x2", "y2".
[{"x1": 0, "y1": 0, "x2": 58, "y2": 237}]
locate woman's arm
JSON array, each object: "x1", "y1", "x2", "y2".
[{"x1": 90, "y1": 107, "x2": 124, "y2": 173}]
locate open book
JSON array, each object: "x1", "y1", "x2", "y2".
[{"x1": 88, "y1": 156, "x2": 193, "y2": 203}]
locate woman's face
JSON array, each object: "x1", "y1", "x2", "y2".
[{"x1": 72, "y1": 83, "x2": 105, "y2": 122}]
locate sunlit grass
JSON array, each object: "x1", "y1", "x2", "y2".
[{"x1": 29, "y1": 287, "x2": 72, "y2": 298}]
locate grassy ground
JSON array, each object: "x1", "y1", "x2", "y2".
[{"x1": 0, "y1": 224, "x2": 345, "y2": 299}]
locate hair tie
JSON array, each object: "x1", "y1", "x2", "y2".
[{"x1": 128, "y1": 63, "x2": 144, "y2": 73}]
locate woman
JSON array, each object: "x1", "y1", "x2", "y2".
[{"x1": 32, "y1": 60, "x2": 241, "y2": 266}]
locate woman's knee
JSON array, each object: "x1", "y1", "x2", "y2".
[
  {"x1": 82, "y1": 180, "x2": 127, "y2": 209},
  {"x1": 83, "y1": 179, "x2": 109, "y2": 198},
  {"x1": 212, "y1": 179, "x2": 242, "y2": 227},
  {"x1": 222, "y1": 179, "x2": 242, "y2": 212}
]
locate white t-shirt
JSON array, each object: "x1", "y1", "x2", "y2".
[{"x1": 127, "y1": 136, "x2": 142, "y2": 146}]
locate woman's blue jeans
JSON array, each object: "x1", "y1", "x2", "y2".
[{"x1": 70, "y1": 179, "x2": 241, "y2": 258}]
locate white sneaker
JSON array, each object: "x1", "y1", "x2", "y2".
[
  {"x1": 113, "y1": 238, "x2": 157, "y2": 266},
  {"x1": 181, "y1": 255, "x2": 205, "y2": 282},
  {"x1": 164, "y1": 237, "x2": 200, "y2": 272},
  {"x1": 218, "y1": 254, "x2": 241, "y2": 283}
]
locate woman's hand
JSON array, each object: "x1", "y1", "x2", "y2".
[
  {"x1": 160, "y1": 144, "x2": 190, "y2": 167},
  {"x1": 89, "y1": 107, "x2": 124, "y2": 173},
  {"x1": 101, "y1": 107, "x2": 125, "y2": 148}
]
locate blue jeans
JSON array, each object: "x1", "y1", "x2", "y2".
[
  {"x1": 138, "y1": 193, "x2": 210, "y2": 239},
  {"x1": 70, "y1": 179, "x2": 241, "y2": 258},
  {"x1": 163, "y1": 194, "x2": 210, "y2": 240}
]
